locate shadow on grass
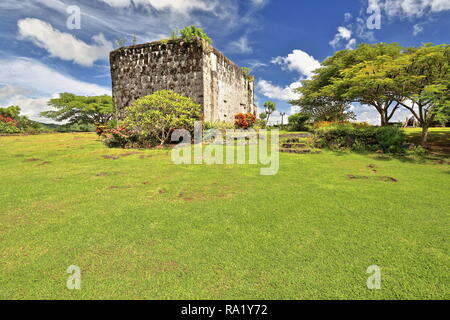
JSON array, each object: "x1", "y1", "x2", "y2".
[{"x1": 327, "y1": 149, "x2": 438, "y2": 164}]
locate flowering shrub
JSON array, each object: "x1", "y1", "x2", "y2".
[
  {"x1": 102, "y1": 126, "x2": 158, "y2": 148},
  {"x1": 234, "y1": 113, "x2": 256, "y2": 129},
  {"x1": 95, "y1": 124, "x2": 108, "y2": 136},
  {"x1": 0, "y1": 115, "x2": 18, "y2": 125},
  {"x1": 103, "y1": 126, "x2": 133, "y2": 148},
  {"x1": 0, "y1": 115, "x2": 20, "y2": 134}
]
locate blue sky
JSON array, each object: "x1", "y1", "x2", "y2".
[{"x1": 0, "y1": 0, "x2": 449, "y2": 124}]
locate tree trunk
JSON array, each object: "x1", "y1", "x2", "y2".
[
  {"x1": 421, "y1": 125, "x2": 429, "y2": 148},
  {"x1": 380, "y1": 110, "x2": 388, "y2": 126}
]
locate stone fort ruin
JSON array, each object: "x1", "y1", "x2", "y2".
[{"x1": 110, "y1": 38, "x2": 256, "y2": 122}]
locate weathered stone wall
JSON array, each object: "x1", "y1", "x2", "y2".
[
  {"x1": 203, "y1": 47, "x2": 255, "y2": 122},
  {"x1": 110, "y1": 38, "x2": 255, "y2": 122},
  {"x1": 110, "y1": 39, "x2": 204, "y2": 119}
]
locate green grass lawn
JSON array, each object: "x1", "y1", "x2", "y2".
[{"x1": 0, "y1": 132, "x2": 449, "y2": 299}]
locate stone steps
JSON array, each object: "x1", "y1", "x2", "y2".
[
  {"x1": 280, "y1": 133, "x2": 310, "y2": 139},
  {"x1": 279, "y1": 133, "x2": 321, "y2": 154},
  {"x1": 280, "y1": 148, "x2": 321, "y2": 154},
  {"x1": 281, "y1": 143, "x2": 307, "y2": 148}
]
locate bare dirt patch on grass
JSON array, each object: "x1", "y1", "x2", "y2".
[
  {"x1": 96, "y1": 172, "x2": 109, "y2": 177},
  {"x1": 379, "y1": 176, "x2": 398, "y2": 182},
  {"x1": 346, "y1": 175, "x2": 369, "y2": 180},
  {"x1": 120, "y1": 152, "x2": 142, "y2": 157},
  {"x1": 102, "y1": 155, "x2": 120, "y2": 160},
  {"x1": 175, "y1": 188, "x2": 235, "y2": 202},
  {"x1": 101, "y1": 152, "x2": 144, "y2": 160},
  {"x1": 346, "y1": 174, "x2": 398, "y2": 183},
  {"x1": 152, "y1": 261, "x2": 180, "y2": 273},
  {"x1": 434, "y1": 159, "x2": 450, "y2": 165}
]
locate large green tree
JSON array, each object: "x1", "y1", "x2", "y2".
[
  {"x1": 294, "y1": 43, "x2": 405, "y2": 126},
  {"x1": 41, "y1": 93, "x2": 113, "y2": 125},
  {"x1": 395, "y1": 44, "x2": 450, "y2": 146}
]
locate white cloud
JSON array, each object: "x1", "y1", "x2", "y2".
[
  {"x1": 266, "y1": 111, "x2": 288, "y2": 125},
  {"x1": 17, "y1": 18, "x2": 113, "y2": 66},
  {"x1": 339, "y1": 26, "x2": 352, "y2": 40},
  {"x1": 329, "y1": 26, "x2": 354, "y2": 49},
  {"x1": 352, "y1": 0, "x2": 450, "y2": 48},
  {"x1": 369, "y1": 0, "x2": 450, "y2": 19},
  {"x1": 1, "y1": 96, "x2": 57, "y2": 123},
  {"x1": 271, "y1": 49, "x2": 321, "y2": 78},
  {"x1": 97, "y1": 0, "x2": 215, "y2": 11},
  {"x1": 0, "y1": 85, "x2": 33, "y2": 101},
  {"x1": 350, "y1": 103, "x2": 412, "y2": 125},
  {"x1": 431, "y1": 0, "x2": 450, "y2": 11},
  {"x1": 256, "y1": 80, "x2": 301, "y2": 101},
  {"x1": 346, "y1": 38, "x2": 357, "y2": 49},
  {"x1": 355, "y1": 17, "x2": 376, "y2": 41},
  {"x1": 0, "y1": 58, "x2": 110, "y2": 121},
  {"x1": 257, "y1": 49, "x2": 320, "y2": 102},
  {"x1": 3, "y1": 0, "x2": 266, "y2": 57},
  {"x1": 0, "y1": 58, "x2": 110, "y2": 96},
  {"x1": 256, "y1": 107, "x2": 299, "y2": 125},
  {"x1": 229, "y1": 35, "x2": 253, "y2": 54},
  {"x1": 247, "y1": 60, "x2": 268, "y2": 70},
  {"x1": 413, "y1": 23, "x2": 424, "y2": 35},
  {"x1": 250, "y1": 0, "x2": 269, "y2": 7}
]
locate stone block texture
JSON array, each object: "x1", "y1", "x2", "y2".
[{"x1": 110, "y1": 38, "x2": 256, "y2": 122}]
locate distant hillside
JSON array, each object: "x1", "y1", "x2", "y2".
[{"x1": 37, "y1": 122, "x2": 95, "y2": 132}]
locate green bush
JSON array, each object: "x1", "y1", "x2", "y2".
[
  {"x1": 0, "y1": 106, "x2": 44, "y2": 134},
  {"x1": 410, "y1": 145, "x2": 428, "y2": 156},
  {"x1": 204, "y1": 120, "x2": 235, "y2": 131},
  {"x1": 123, "y1": 90, "x2": 202, "y2": 146},
  {"x1": 374, "y1": 126, "x2": 406, "y2": 153},
  {"x1": 313, "y1": 123, "x2": 405, "y2": 153},
  {"x1": 254, "y1": 119, "x2": 267, "y2": 130},
  {"x1": 176, "y1": 25, "x2": 212, "y2": 44},
  {"x1": 288, "y1": 113, "x2": 310, "y2": 131},
  {"x1": 0, "y1": 121, "x2": 21, "y2": 134}
]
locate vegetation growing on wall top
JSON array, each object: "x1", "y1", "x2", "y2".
[{"x1": 171, "y1": 25, "x2": 213, "y2": 45}]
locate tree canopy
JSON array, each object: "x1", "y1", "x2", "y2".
[
  {"x1": 395, "y1": 44, "x2": 450, "y2": 144},
  {"x1": 263, "y1": 101, "x2": 277, "y2": 124},
  {"x1": 294, "y1": 43, "x2": 405, "y2": 126},
  {"x1": 41, "y1": 93, "x2": 113, "y2": 125},
  {"x1": 292, "y1": 42, "x2": 450, "y2": 146},
  {"x1": 0, "y1": 105, "x2": 21, "y2": 119}
]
